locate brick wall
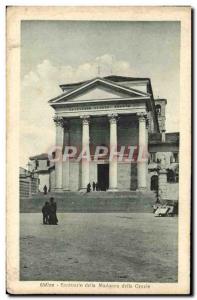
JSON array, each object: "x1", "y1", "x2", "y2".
[{"x1": 20, "y1": 178, "x2": 30, "y2": 198}]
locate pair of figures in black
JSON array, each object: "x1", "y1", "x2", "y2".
[
  {"x1": 87, "y1": 182, "x2": 100, "y2": 193},
  {"x1": 42, "y1": 197, "x2": 58, "y2": 225}
]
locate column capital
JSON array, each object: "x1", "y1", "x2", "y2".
[
  {"x1": 80, "y1": 115, "x2": 90, "y2": 125},
  {"x1": 108, "y1": 113, "x2": 118, "y2": 124},
  {"x1": 53, "y1": 116, "x2": 64, "y2": 127},
  {"x1": 137, "y1": 112, "x2": 147, "y2": 122}
]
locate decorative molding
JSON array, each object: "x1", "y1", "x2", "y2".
[
  {"x1": 49, "y1": 77, "x2": 150, "y2": 104},
  {"x1": 80, "y1": 115, "x2": 90, "y2": 125},
  {"x1": 137, "y1": 112, "x2": 147, "y2": 122},
  {"x1": 108, "y1": 113, "x2": 118, "y2": 124},
  {"x1": 53, "y1": 116, "x2": 64, "y2": 127},
  {"x1": 62, "y1": 103, "x2": 136, "y2": 112},
  {"x1": 53, "y1": 116, "x2": 69, "y2": 128}
]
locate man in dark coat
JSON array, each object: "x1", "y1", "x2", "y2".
[
  {"x1": 48, "y1": 197, "x2": 58, "y2": 225},
  {"x1": 96, "y1": 182, "x2": 99, "y2": 191},
  {"x1": 43, "y1": 185, "x2": 47, "y2": 195},
  {"x1": 92, "y1": 181, "x2": 96, "y2": 191},
  {"x1": 42, "y1": 201, "x2": 50, "y2": 224}
]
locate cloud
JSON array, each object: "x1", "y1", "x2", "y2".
[{"x1": 20, "y1": 54, "x2": 133, "y2": 167}]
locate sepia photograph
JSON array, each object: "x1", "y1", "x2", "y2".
[{"x1": 6, "y1": 6, "x2": 191, "y2": 294}]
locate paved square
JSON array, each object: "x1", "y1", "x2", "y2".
[{"x1": 20, "y1": 213, "x2": 178, "y2": 282}]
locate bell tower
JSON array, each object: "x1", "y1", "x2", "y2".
[{"x1": 154, "y1": 98, "x2": 167, "y2": 133}]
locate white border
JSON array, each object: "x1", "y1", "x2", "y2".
[{"x1": 2, "y1": 2, "x2": 194, "y2": 299}]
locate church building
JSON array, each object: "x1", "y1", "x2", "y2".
[{"x1": 29, "y1": 75, "x2": 179, "y2": 201}]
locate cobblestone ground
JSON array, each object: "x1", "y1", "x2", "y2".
[{"x1": 20, "y1": 213, "x2": 178, "y2": 282}]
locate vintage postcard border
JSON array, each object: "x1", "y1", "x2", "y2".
[{"x1": 6, "y1": 6, "x2": 191, "y2": 294}]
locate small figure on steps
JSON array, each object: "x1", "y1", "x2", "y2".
[
  {"x1": 92, "y1": 181, "x2": 96, "y2": 191},
  {"x1": 43, "y1": 185, "x2": 47, "y2": 195},
  {"x1": 96, "y1": 182, "x2": 99, "y2": 191},
  {"x1": 87, "y1": 183, "x2": 91, "y2": 193}
]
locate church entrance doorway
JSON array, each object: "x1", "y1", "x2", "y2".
[
  {"x1": 151, "y1": 175, "x2": 158, "y2": 191},
  {"x1": 97, "y1": 164, "x2": 109, "y2": 191}
]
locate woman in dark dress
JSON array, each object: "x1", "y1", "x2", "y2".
[{"x1": 49, "y1": 197, "x2": 58, "y2": 225}]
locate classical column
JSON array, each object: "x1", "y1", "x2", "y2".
[
  {"x1": 62, "y1": 120, "x2": 70, "y2": 191},
  {"x1": 137, "y1": 112, "x2": 148, "y2": 190},
  {"x1": 53, "y1": 116, "x2": 64, "y2": 192},
  {"x1": 108, "y1": 113, "x2": 118, "y2": 191},
  {"x1": 80, "y1": 115, "x2": 90, "y2": 189}
]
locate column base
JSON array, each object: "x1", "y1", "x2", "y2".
[
  {"x1": 137, "y1": 187, "x2": 147, "y2": 192},
  {"x1": 54, "y1": 188, "x2": 63, "y2": 193},
  {"x1": 79, "y1": 188, "x2": 88, "y2": 193},
  {"x1": 107, "y1": 188, "x2": 118, "y2": 192},
  {"x1": 63, "y1": 188, "x2": 70, "y2": 192}
]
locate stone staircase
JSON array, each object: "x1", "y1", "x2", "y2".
[{"x1": 20, "y1": 191, "x2": 156, "y2": 213}]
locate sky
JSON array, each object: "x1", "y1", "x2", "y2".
[{"x1": 21, "y1": 21, "x2": 180, "y2": 167}]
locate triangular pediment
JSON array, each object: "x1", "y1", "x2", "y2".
[
  {"x1": 66, "y1": 86, "x2": 133, "y2": 102},
  {"x1": 49, "y1": 78, "x2": 150, "y2": 104}
]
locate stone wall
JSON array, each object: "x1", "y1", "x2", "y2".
[
  {"x1": 117, "y1": 162, "x2": 137, "y2": 190},
  {"x1": 56, "y1": 160, "x2": 139, "y2": 191},
  {"x1": 117, "y1": 163, "x2": 130, "y2": 190},
  {"x1": 164, "y1": 183, "x2": 179, "y2": 200},
  {"x1": 49, "y1": 168, "x2": 55, "y2": 191},
  {"x1": 69, "y1": 161, "x2": 81, "y2": 191}
]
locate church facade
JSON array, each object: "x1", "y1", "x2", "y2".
[{"x1": 29, "y1": 75, "x2": 179, "y2": 200}]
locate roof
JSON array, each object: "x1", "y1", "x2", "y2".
[
  {"x1": 29, "y1": 153, "x2": 49, "y2": 160},
  {"x1": 59, "y1": 75, "x2": 151, "y2": 91},
  {"x1": 49, "y1": 74, "x2": 160, "y2": 133},
  {"x1": 154, "y1": 98, "x2": 167, "y2": 105},
  {"x1": 49, "y1": 77, "x2": 150, "y2": 104}
]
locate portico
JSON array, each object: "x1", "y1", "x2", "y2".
[{"x1": 49, "y1": 76, "x2": 158, "y2": 192}]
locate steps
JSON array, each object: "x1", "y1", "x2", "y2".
[{"x1": 20, "y1": 191, "x2": 156, "y2": 213}]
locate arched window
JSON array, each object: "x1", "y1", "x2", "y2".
[{"x1": 155, "y1": 104, "x2": 161, "y2": 116}]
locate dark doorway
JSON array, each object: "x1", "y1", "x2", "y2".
[
  {"x1": 151, "y1": 175, "x2": 158, "y2": 191},
  {"x1": 97, "y1": 164, "x2": 109, "y2": 191}
]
